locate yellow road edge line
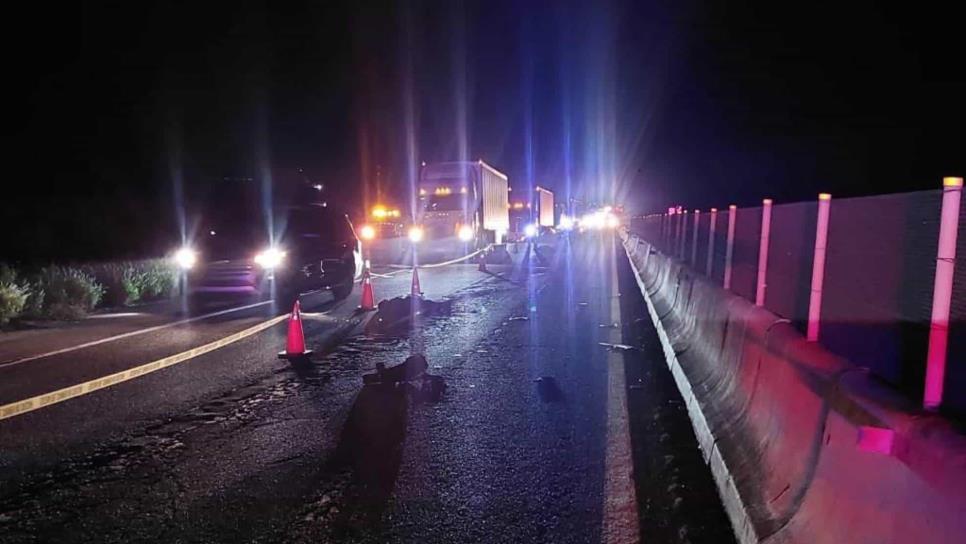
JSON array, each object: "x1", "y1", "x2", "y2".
[{"x1": 0, "y1": 314, "x2": 288, "y2": 421}]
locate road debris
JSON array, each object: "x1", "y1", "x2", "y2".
[
  {"x1": 361, "y1": 354, "x2": 446, "y2": 402},
  {"x1": 364, "y1": 295, "x2": 453, "y2": 334},
  {"x1": 534, "y1": 376, "x2": 564, "y2": 403},
  {"x1": 598, "y1": 342, "x2": 637, "y2": 352}
]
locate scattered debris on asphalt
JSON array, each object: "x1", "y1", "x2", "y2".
[
  {"x1": 360, "y1": 354, "x2": 446, "y2": 403},
  {"x1": 362, "y1": 354, "x2": 428, "y2": 385},
  {"x1": 598, "y1": 342, "x2": 637, "y2": 352},
  {"x1": 364, "y1": 295, "x2": 453, "y2": 334},
  {"x1": 534, "y1": 376, "x2": 564, "y2": 403},
  {"x1": 598, "y1": 322, "x2": 620, "y2": 328},
  {"x1": 508, "y1": 316, "x2": 529, "y2": 321}
]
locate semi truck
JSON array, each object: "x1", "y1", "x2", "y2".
[
  {"x1": 507, "y1": 185, "x2": 555, "y2": 241},
  {"x1": 417, "y1": 160, "x2": 510, "y2": 248},
  {"x1": 535, "y1": 186, "x2": 554, "y2": 228}
]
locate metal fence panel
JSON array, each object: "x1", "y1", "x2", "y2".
[
  {"x1": 631, "y1": 186, "x2": 965, "y2": 415},
  {"x1": 946, "y1": 198, "x2": 966, "y2": 417},
  {"x1": 731, "y1": 206, "x2": 762, "y2": 301},
  {"x1": 765, "y1": 201, "x2": 817, "y2": 331},
  {"x1": 820, "y1": 190, "x2": 940, "y2": 393}
]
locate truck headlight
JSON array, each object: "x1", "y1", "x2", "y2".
[
  {"x1": 254, "y1": 247, "x2": 286, "y2": 269},
  {"x1": 524, "y1": 224, "x2": 538, "y2": 238},
  {"x1": 360, "y1": 224, "x2": 376, "y2": 240},
  {"x1": 174, "y1": 247, "x2": 197, "y2": 270},
  {"x1": 408, "y1": 226, "x2": 424, "y2": 243},
  {"x1": 457, "y1": 225, "x2": 474, "y2": 242}
]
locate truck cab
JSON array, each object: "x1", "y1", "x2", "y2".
[{"x1": 417, "y1": 161, "x2": 509, "y2": 249}]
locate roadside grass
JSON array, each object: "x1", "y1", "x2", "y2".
[{"x1": 0, "y1": 259, "x2": 178, "y2": 327}]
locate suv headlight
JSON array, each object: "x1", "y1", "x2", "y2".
[
  {"x1": 254, "y1": 248, "x2": 286, "y2": 269},
  {"x1": 174, "y1": 247, "x2": 197, "y2": 270}
]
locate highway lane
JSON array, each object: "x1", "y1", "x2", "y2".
[
  {"x1": 0, "y1": 236, "x2": 732, "y2": 543},
  {"x1": 0, "y1": 265, "x2": 498, "y2": 464}
]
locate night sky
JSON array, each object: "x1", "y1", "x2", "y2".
[{"x1": 6, "y1": 0, "x2": 964, "y2": 262}]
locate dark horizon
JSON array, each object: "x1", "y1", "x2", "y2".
[{"x1": 5, "y1": 0, "x2": 964, "y2": 262}]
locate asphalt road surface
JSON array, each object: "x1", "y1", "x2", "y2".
[{"x1": 0, "y1": 235, "x2": 733, "y2": 543}]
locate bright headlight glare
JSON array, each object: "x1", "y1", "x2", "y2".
[
  {"x1": 559, "y1": 215, "x2": 574, "y2": 230},
  {"x1": 360, "y1": 224, "x2": 376, "y2": 240},
  {"x1": 606, "y1": 214, "x2": 620, "y2": 228},
  {"x1": 583, "y1": 212, "x2": 606, "y2": 230},
  {"x1": 174, "y1": 248, "x2": 197, "y2": 270},
  {"x1": 457, "y1": 225, "x2": 474, "y2": 242},
  {"x1": 523, "y1": 224, "x2": 538, "y2": 238},
  {"x1": 254, "y1": 248, "x2": 286, "y2": 269},
  {"x1": 408, "y1": 226, "x2": 425, "y2": 243}
]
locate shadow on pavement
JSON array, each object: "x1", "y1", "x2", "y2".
[{"x1": 329, "y1": 384, "x2": 408, "y2": 531}]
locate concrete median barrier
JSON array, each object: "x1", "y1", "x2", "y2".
[{"x1": 619, "y1": 228, "x2": 966, "y2": 544}]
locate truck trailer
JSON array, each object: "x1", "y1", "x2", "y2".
[
  {"x1": 535, "y1": 186, "x2": 554, "y2": 228},
  {"x1": 417, "y1": 160, "x2": 510, "y2": 247}
]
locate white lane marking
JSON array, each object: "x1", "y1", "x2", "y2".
[
  {"x1": 603, "y1": 237, "x2": 641, "y2": 544},
  {"x1": 0, "y1": 313, "x2": 288, "y2": 421},
  {"x1": 0, "y1": 300, "x2": 273, "y2": 369},
  {"x1": 87, "y1": 312, "x2": 146, "y2": 319}
]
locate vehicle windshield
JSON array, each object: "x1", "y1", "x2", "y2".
[
  {"x1": 285, "y1": 207, "x2": 354, "y2": 241},
  {"x1": 424, "y1": 193, "x2": 468, "y2": 212}
]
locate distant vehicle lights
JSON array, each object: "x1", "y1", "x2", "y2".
[
  {"x1": 578, "y1": 208, "x2": 620, "y2": 230},
  {"x1": 371, "y1": 205, "x2": 401, "y2": 219}
]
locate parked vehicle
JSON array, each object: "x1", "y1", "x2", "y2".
[{"x1": 181, "y1": 202, "x2": 362, "y2": 309}]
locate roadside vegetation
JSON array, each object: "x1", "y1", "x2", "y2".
[{"x1": 0, "y1": 259, "x2": 178, "y2": 327}]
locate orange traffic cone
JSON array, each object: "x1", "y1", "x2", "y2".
[
  {"x1": 278, "y1": 301, "x2": 312, "y2": 360},
  {"x1": 359, "y1": 269, "x2": 376, "y2": 311},
  {"x1": 411, "y1": 266, "x2": 422, "y2": 297}
]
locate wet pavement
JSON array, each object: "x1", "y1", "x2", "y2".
[{"x1": 0, "y1": 235, "x2": 733, "y2": 543}]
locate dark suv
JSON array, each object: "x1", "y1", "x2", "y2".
[{"x1": 186, "y1": 204, "x2": 362, "y2": 309}]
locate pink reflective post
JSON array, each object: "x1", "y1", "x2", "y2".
[
  {"x1": 659, "y1": 213, "x2": 669, "y2": 249},
  {"x1": 691, "y1": 210, "x2": 700, "y2": 265},
  {"x1": 706, "y1": 208, "x2": 718, "y2": 276},
  {"x1": 723, "y1": 205, "x2": 737, "y2": 289},
  {"x1": 807, "y1": 194, "x2": 832, "y2": 342},
  {"x1": 924, "y1": 177, "x2": 963, "y2": 410},
  {"x1": 755, "y1": 199, "x2": 773, "y2": 306},
  {"x1": 679, "y1": 210, "x2": 689, "y2": 259},
  {"x1": 672, "y1": 209, "x2": 681, "y2": 256}
]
